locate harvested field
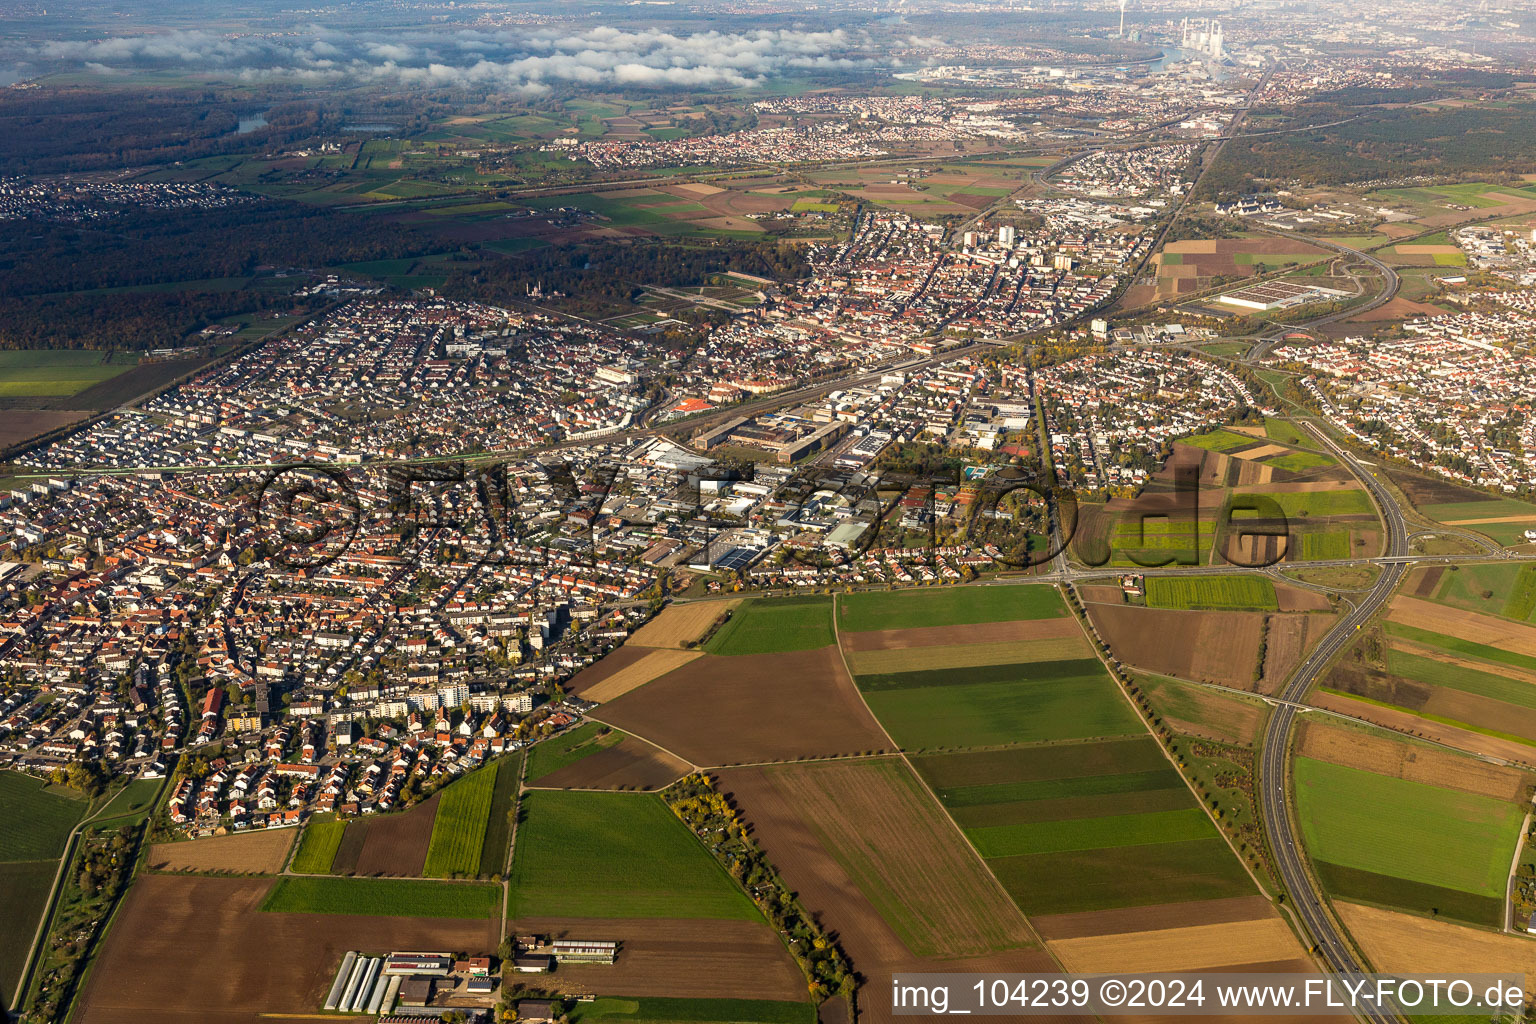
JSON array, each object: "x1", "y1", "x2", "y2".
[
  {"x1": 567, "y1": 645, "x2": 652, "y2": 696},
  {"x1": 1261, "y1": 613, "x2": 1338, "y2": 693},
  {"x1": 534, "y1": 736, "x2": 691, "y2": 790},
  {"x1": 146, "y1": 829, "x2": 295, "y2": 874},
  {"x1": 0, "y1": 409, "x2": 91, "y2": 453},
  {"x1": 628, "y1": 600, "x2": 740, "y2": 649},
  {"x1": 1335, "y1": 901, "x2": 1536, "y2": 991},
  {"x1": 1088, "y1": 605, "x2": 1265, "y2": 689},
  {"x1": 1139, "y1": 678, "x2": 1263, "y2": 746},
  {"x1": 593, "y1": 647, "x2": 889, "y2": 765},
  {"x1": 72, "y1": 875, "x2": 498, "y2": 1024},
  {"x1": 1032, "y1": 895, "x2": 1276, "y2": 940},
  {"x1": 752, "y1": 758, "x2": 1035, "y2": 958},
  {"x1": 329, "y1": 790, "x2": 438, "y2": 876},
  {"x1": 1048, "y1": 917, "x2": 1302, "y2": 973},
  {"x1": 839, "y1": 617, "x2": 1081, "y2": 652},
  {"x1": 845, "y1": 635, "x2": 1090, "y2": 676},
  {"x1": 1274, "y1": 584, "x2": 1332, "y2": 612},
  {"x1": 1389, "y1": 596, "x2": 1536, "y2": 656},
  {"x1": 1311, "y1": 690, "x2": 1536, "y2": 767},
  {"x1": 580, "y1": 649, "x2": 704, "y2": 703},
  {"x1": 1295, "y1": 720, "x2": 1530, "y2": 801},
  {"x1": 719, "y1": 765, "x2": 1075, "y2": 1024},
  {"x1": 509, "y1": 916, "x2": 807, "y2": 1000}
]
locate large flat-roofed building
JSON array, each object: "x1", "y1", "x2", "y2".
[
  {"x1": 1217, "y1": 280, "x2": 1350, "y2": 312},
  {"x1": 384, "y1": 953, "x2": 453, "y2": 976}
]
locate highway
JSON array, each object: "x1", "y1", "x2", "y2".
[{"x1": 1256, "y1": 419, "x2": 1409, "y2": 1023}]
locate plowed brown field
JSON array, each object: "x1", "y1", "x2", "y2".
[
  {"x1": 330, "y1": 791, "x2": 439, "y2": 876},
  {"x1": 73, "y1": 875, "x2": 497, "y2": 1024},
  {"x1": 840, "y1": 617, "x2": 1082, "y2": 652},
  {"x1": 508, "y1": 916, "x2": 805, "y2": 999},
  {"x1": 1295, "y1": 719, "x2": 1532, "y2": 800},
  {"x1": 580, "y1": 649, "x2": 704, "y2": 703},
  {"x1": 593, "y1": 646, "x2": 889, "y2": 765},
  {"x1": 533, "y1": 736, "x2": 692, "y2": 790},
  {"x1": 1087, "y1": 605, "x2": 1264, "y2": 689},
  {"x1": 1337, "y1": 901, "x2": 1536, "y2": 990},
  {"x1": 146, "y1": 829, "x2": 294, "y2": 874},
  {"x1": 720, "y1": 764, "x2": 1084, "y2": 1024},
  {"x1": 1389, "y1": 596, "x2": 1536, "y2": 655}
]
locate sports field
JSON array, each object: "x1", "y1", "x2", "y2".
[
  {"x1": 912, "y1": 738, "x2": 1249, "y2": 916},
  {"x1": 837, "y1": 584, "x2": 1066, "y2": 632},
  {"x1": 1295, "y1": 757, "x2": 1521, "y2": 925},
  {"x1": 423, "y1": 764, "x2": 497, "y2": 877},
  {"x1": 704, "y1": 596, "x2": 834, "y2": 655},
  {"x1": 260, "y1": 875, "x2": 501, "y2": 918},
  {"x1": 508, "y1": 790, "x2": 759, "y2": 920},
  {"x1": 1144, "y1": 575, "x2": 1278, "y2": 611}
]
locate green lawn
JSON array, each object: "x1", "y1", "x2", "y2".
[
  {"x1": 260, "y1": 876, "x2": 501, "y2": 917},
  {"x1": 0, "y1": 772, "x2": 86, "y2": 862},
  {"x1": 1294, "y1": 758, "x2": 1521, "y2": 899},
  {"x1": 1144, "y1": 575, "x2": 1277, "y2": 610},
  {"x1": 508, "y1": 791, "x2": 759, "y2": 920},
  {"x1": 526, "y1": 722, "x2": 624, "y2": 782},
  {"x1": 704, "y1": 596, "x2": 834, "y2": 655},
  {"x1": 423, "y1": 765, "x2": 497, "y2": 878},
  {"x1": 290, "y1": 817, "x2": 346, "y2": 874},
  {"x1": 837, "y1": 584, "x2": 1065, "y2": 633}
]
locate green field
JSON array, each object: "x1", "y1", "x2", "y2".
[
  {"x1": 1294, "y1": 758, "x2": 1521, "y2": 910},
  {"x1": 1265, "y1": 450, "x2": 1335, "y2": 472},
  {"x1": 837, "y1": 585, "x2": 1065, "y2": 633},
  {"x1": 1386, "y1": 649, "x2": 1536, "y2": 712},
  {"x1": 1230, "y1": 489, "x2": 1375, "y2": 518},
  {"x1": 478, "y1": 754, "x2": 521, "y2": 877},
  {"x1": 423, "y1": 764, "x2": 497, "y2": 878},
  {"x1": 0, "y1": 772, "x2": 86, "y2": 862},
  {"x1": 1264, "y1": 418, "x2": 1310, "y2": 446},
  {"x1": 0, "y1": 860, "x2": 55, "y2": 1005},
  {"x1": 91, "y1": 778, "x2": 162, "y2": 826},
  {"x1": 526, "y1": 722, "x2": 624, "y2": 781},
  {"x1": 1144, "y1": 575, "x2": 1278, "y2": 610},
  {"x1": 0, "y1": 350, "x2": 138, "y2": 398},
  {"x1": 912, "y1": 739, "x2": 1250, "y2": 916},
  {"x1": 1417, "y1": 498, "x2": 1536, "y2": 545},
  {"x1": 260, "y1": 876, "x2": 501, "y2": 918},
  {"x1": 1428, "y1": 563, "x2": 1536, "y2": 622},
  {"x1": 290, "y1": 818, "x2": 346, "y2": 874},
  {"x1": 859, "y1": 660, "x2": 1143, "y2": 750},
  {"x1": 508, "y1": 791, "x2": 759, "y2": 920},
  {"x1": 568, "y1": 997, "x2": 815, "y2": 1024},
  {"x1": 704, "y1": 596, "x2": 834, "y2": 655},
  {"x1": 1297, "y1": 530, "x2": 1352, "y2": 561},
  {"x1": 1177, "y1": 429, "x2": 1260, "y2": 453},
  {"x1": 1385, "y1": 621, "x2": 1536, "y2": 675}
]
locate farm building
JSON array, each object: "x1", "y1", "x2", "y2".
[
  {"x1": 398, "y1": 978, "x2": 435, "y2": 1007},
  {"x1": 553, "y1": 938, "x2": 618, "y2": 963},
  {"x1": 518, "y1": 999, "x2": 558, "y2": 1022},
  {"x1": 513, "y1": 955, "x2": 554, "y2": 973},
  {"x1": 384, "y1": 952, "x2": 453, "y2": 976}
]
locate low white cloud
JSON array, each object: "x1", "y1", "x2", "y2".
[{"x1": 38, "y1": 25, "x2": 881, "y2": 93}]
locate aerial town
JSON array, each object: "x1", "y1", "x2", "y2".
[{"x1": 5, "y1": 2, "x2": 1536, "y2": 1023}]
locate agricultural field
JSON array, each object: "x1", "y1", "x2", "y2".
[
  {"x1": 422, "y1": 763, "x2": 498, "y2": 878},
  {"x1": 508, "y1": 790, "x2": 758, "y2": 920},
  {"x1": 290, "y1": 817, "x2": 347, "y2": 874},
  {"x1": 751, "y1": 758, "x2": 1035, "y2": 958},
  {"x1": 910, "y1": 738, "x2": 1251, "y2": 916},
  {"x1": 1151, "y1": 237, "x2": 1329, "y2": 299},
  {"x1": 1406, "y1": 494, "x2": 1536, "y2": 546},
  {"x1": 145, "y1": 828, "x2": 294, "y2": 874},
  {"x1": 569, "y1": 648, "x2": 704, "y2": 703},
  {"x1": 0, "y1": 859, "x2": 56, "y2": 1006},
  {"x1": 1336, "y1": 901, "x2": 1536, "y2": 987},
  {"x1": 1294, "y1": 757, "x2": 1522, "y2": 926},
  {"x1": 261, "y1": 875, "x2": 501, "y2": 918},
  {"x1": 0, "y1": 350, "x2": 140, "y2": 399},
  {"x1": 0, "y1": 771, "x2": 87, "y2": 861},
  {"x1": 1323, "y1": 591, "x2": 1536, "y2": 746},
  {"x1": 74, "y1": 875, "x2": 500, "y2": 1024},
  {"x1": 328, "y1": 789, "x2": 441, "y2": 876},
  {"x1": 628, "y1": 599, "x2": 741, "y2": 649},
  {"x1": 836, "y1": 582, "x2": 1067, "y2": 632},
  {"x1": 704, "y1": 595, "x2": 834, "y2": 655},
  {"x1": 1144, "y1": 575, "x2": 1278, "y2": 611},
  {"x1": 528, "y1": 722, "x2": 626, "y2": 781},
  {"x1": 1085, "y1": 602, "x2": 1268, "y2": 690},
  {"x1": 593, "y1": 644, "x2": 888, "y2": 765},
  {"x1": 567, "y1": 996, "x2": 815, "y2": 1024}
]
